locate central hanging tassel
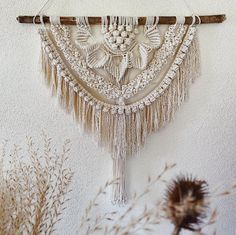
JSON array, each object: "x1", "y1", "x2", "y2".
[
  {"x1": 112, "y1": 114, "x2": 128, "y2": 205},
  {"x1": 112, "y1": 157, "x2": 127, "y2": 205}
]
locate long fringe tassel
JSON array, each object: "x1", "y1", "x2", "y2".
[
  {"x1": 112, "y1": 114, "x2": 128, "y2": 205},
  {"x1": 40, "y1": 35, "x2": 200, "y2": 205},
  {"x1": 112, "y1": 157, "x2": 127, "y2": 205}
]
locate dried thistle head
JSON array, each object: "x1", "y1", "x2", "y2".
[{"x1": 165, "y1": 175, "x2": 209, "y2": 232}]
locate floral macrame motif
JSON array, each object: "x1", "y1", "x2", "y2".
[
  {"x1": 102, "y1": 16, "x2": 139, "y2": 54},
  {"x1": 38, "y1": 15, "x2": 200, "y2": 205},
  {"x1": 75, "y1": 16, "x2": 162, "y2": 83}
]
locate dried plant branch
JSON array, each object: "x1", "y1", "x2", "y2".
[
  {"x1": 0, "y1": 133, "x2": 73, "y2": 235},
  {"x1": 1, "y1": 132, "x2": 234, "y2": 235},
  {"x1": 79, "y1": 163, "x2": 176, "y2": 235},
  {"x1": 78, "y1": 163, "x2": 235, "y2": 235},
  {"x1": 79, "y1": 179, "x2": 119, "y2": 234}
]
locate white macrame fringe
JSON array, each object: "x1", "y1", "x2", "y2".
[{"x1": 40, "y1": 34, "x2": 200, "y2": 205}]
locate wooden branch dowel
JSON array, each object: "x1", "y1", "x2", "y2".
[{"x1": 17, "y1": 14, "x2": 226, "y2": 25}]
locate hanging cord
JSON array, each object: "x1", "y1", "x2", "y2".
[
  {"x1": 183, "y1": 0, "x2": 194, "y2": 15},
  {"x1": 182, "y1": 0, "x2": 202, "y2": 25},
  {"x1": 33, "y1": 0, "x2": 55, "y2": 25}
]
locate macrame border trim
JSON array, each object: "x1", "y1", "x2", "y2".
[{"x1": 38, "y1": 26, "x2": 199, "y2": 115}]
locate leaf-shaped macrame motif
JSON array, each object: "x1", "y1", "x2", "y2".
[
  {"x1": 145, "y1": 16, "x2": 161, "y2": 48},
  {"x1": 86, "y1": 44, "x2": 110, "y2": 68},
  {"x1": 104, "y1": 54, "x2": 129, "y2": 83},
  {"x1": 129, "y1": 43, "x2": 152, "y2": 69}
]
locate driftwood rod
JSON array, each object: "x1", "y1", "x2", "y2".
[{"x1": 17, "y1": 14, "x2": 226, "y2": 25}]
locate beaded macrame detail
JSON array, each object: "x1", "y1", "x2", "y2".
[{"x1": 38, "y1": 15, "x2": 200, "y2": 205}]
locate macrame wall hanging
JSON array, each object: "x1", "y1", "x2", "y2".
[{"x1": 17, "y1": 2, "x2": 226, "y2": 205}]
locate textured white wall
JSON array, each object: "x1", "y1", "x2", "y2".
[{"x1": 0, "y1": 0, "x2": 236, "y2": 234}]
